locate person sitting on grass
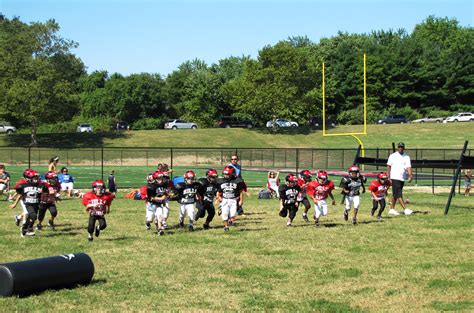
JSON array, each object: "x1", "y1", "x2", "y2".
[
  {"x1": 464, "y1": 169, "x2": 472, "y2": 197},
  {"x1": 0, "y1": 164, "x2": 11, "y2": 200},
  {"x1": 267, "y1": 171, "x2": 280, "y2": 198},
  {"x1": 58, "y1": 167, "x2": 75, "y2": 197}
]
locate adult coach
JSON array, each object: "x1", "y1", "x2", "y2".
[{"x1": 386, "y1": 142, "x2": 413, "y2": 215}]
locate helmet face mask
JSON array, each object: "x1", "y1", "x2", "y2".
[
  {"x1": 184, "y1": 170, "x2": 195, "y2": 184},
  {"x1": 222, "y1": 166, "x2": 234, "y2": 179},
  {"x1": 206, "y1": 169, "x2": 218, "y2": 182},
  {"x1": 348, "y1": 166, "x2": 359, "y2": 178},
  {"x1": 300, "y1": 170, "x2": 312, "y2": 182},
  {"x1": 317, "y1": 170, "x2": 328, "y2": 183},
  {"x1": 286, "y1": 174, "x2": 297, "y2": 186},
  {"x1": 45, "y1": 171, "x2": 58, "y2": 184},
  {"x1": 153, "y1": 171, "x2": 165, "y2": 184},
  {"x1": 378, "y1": 172, "x2": 388, "y2": 183},
  {"x1": 25, "y1": 170, "x2": 39, "y2": 184},
  {"x1": 92, "y1": 180, "x2": 105, "y2": 196}
]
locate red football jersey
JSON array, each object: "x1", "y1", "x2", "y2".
[
  {"x1": 82, "y1": 191, "x2": 114, "y2": 216},
  {"x1": 13, "y1": 179, "x2": 27, "y2": 190},
  {"x1": 307, "y1": 180, "x2": 335, "y2": 201},
  {"x1": 368, "y1": 180, "x2": 391, "y2": 200},
  {"x1": 40, "y1": 181, "x2": 61, "y2": 204}
]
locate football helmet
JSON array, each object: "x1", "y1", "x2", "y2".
[
  {"x1": 317, "y1": 170, "x2": 328, "y2": 183},
  {"x1": 377, "y1": 172, "x2": 388, "y2": 182},
  {"x1": 23, "y1": 168, "x2": 33, "y2": 179},
  {"x1": 45, "y1": 171, "x2": 58, "y2": 183},
  {"x1": 348, "y1": 165, "x2": 360, "y2": 178},
  {"x1": 25, "y1": 170, "x2": 39, "y2": 183},
  {"x1": 206, "y1": 169, "x2": 218, "y2": 182},
  {"x1": 299, "y1": 169, "x2": 312, "y2": 181},
  {"x1": 286, "y1": 174, "x2": 298, "y2": 185},
  {"x1": 222, "y1": 166, "x2": 235, "y2": 178},
  {"x1": 184, "y1": 170, "x2": 196, "y2": 183},
  {"x1": 152, "y1": 171, "x2": 165, "y2": 184},
  {"x1": 92, "y1": 180, "x2": 106, "y2": 196}
]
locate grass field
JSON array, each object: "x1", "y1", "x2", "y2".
[
  {"x1": 0, "y1": 190, "x2": 473, "y2": 311},
  {"x1": 2, "y1": 123, "x2": 474, "y2": 149}
]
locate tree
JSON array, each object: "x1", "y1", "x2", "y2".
[{"x1": 0, "y1": 16, "x2": 85, "y2": 145}]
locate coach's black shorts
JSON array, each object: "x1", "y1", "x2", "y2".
[{"x1": 391, "y1": 179, "x2": 405, "y2": 199}]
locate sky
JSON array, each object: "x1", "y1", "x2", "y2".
[{"x1": 1, "y1": 0, "x2": 473, "y2": 76}]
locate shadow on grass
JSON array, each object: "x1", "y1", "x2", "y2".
[
  {"x1": 104, "y1": 236, "x2": 137, "y2": 241},
  {"x1": 43, "y1": 231, "x2": 80, "y2": 237},
  {"x1": 3, "y1": 132, "x2": 130, "y2": 148},
  {"x1": 18, "y1": 279, "x2": 106, "y2": 298},
  {"x1": 251, "y1": 126, "x2": 315, "y2": 135}
]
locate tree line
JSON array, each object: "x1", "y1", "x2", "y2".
[{"x1": 0, "y1": 14, "x2": 472, "y2": 143}]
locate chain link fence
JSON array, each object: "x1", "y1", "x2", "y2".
[{"x1": 0, "y1": 146, "x2": 471, "y2": 189}]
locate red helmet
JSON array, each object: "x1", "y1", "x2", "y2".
[
  {"x1": 223, "y1": 166, "x2": 235, "y2": 177},
  {"x1": 25, "y1": 170, "x2": 39, "y2": 182},
  {"x1": 92, "y1": 180, "x2": 105, "y2": 196},
  {"x1": 152, "y1": 171, "x2": 165, "y2": 181},
  {"x1": 286, "y1": 174, "x2": 298, "y2": 184},
  {"x1": 348, "y1": 165, "x2": 359, "y2": 173},
  {"x1": 45, "y1": 171, "x2": 57, "y2": 181},
  {"x1": 184, "y1": 170, "x2": 196, "y2": 180},
  {"x1": 299, "y1": 170, "x2": 312, "y2": 180},
  {"x1": 317, "y1": 170, "x2": 328, "y2": 181},
  {"x1": 23, "y1": 168, "x2": 33, "y2": 178},
  {"x1": 206, "y1": 169, "x2": 218, "y2": 178},
  {"x1": 377, "y1": 172, "x2": 388, "y2": 181}
]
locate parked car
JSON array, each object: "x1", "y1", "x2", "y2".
[
  {"x1": 377, "y1": 114, "x2": 408, "y2": 124},
  {"x1": 164, "y1": 119, "x2": 197, "y2": 129},
  {"x1": 76, "y1": 123, "x2": 93, "y2": 133},
  {"x1": 114, "y1": 121, "x2": 129, "y2": 131},
  {"x1": 0, "y1": 124, "x2": 16, "y2": 134},
  {"x1": 443, "y1": 112, "x2": 474, "y2": 123},
  {"x1": 218, "y1": 116, "x2": 254, "y2": 128},
  {"x1": 411, "y1": 116, "x2": 444, "y2": 123},
  {"x1": 266, "y1": 118, "x2": 299, "y2": 128},
  {"x1": 308, "y1": 117, "x2": 336, "y2": 129}
]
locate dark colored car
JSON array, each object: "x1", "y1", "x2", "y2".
[
  {"x1": 308, "y1": 117, "x2": 336, "y2": 129},
  {"x1": 377, "y1": 114, "x2": 408, "y2": 124},
  {"x1": 218, "y1": 116, "x2": 253, "y2": 128},
  {"x1": 114, "y1": 121, "x2": 129, "y2": 131}
]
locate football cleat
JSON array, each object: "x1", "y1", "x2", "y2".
[
  {"x1": 188, "y1": 224, "x2": 194, "y2": 232},
  {"x1": 404, "y1": 208, "x2": 413, "y2": 215},
  {"x1": 48, "y1": 220, "x2": 55, "y2": 230},
  {"x1": 388, "y1": 209, "x2": 400, "y2": 216},
  {"x1": 370, "y1": 208, "x2": 376, "y2": 216},
  {"x1": 146, "y1": 222, "x2": 151, "y2": 230},
  {"x1": 343, "y1": 210, "x2": 349, "y2": 221},
  {"x1": 88, "y1": 234, "x2": 93, "y2": 242},
  {"x1": 224, "y1": 226, "x2": 229, "y2": 232},
  {"x1": 95, "y1": 226, "x2": 100, "y2": 237},
  {"x1": 302, "y1": 214, "x2": 309, "y2": 223},
  {"x1": 203, "y1": 223, "x2": 210, "y2": 230},
  {"x1": 15, "y1": 215, "x2": 21, "y2": 226},
  {"x1": 377, "y1": 214, "x2": 382, "y2": 220},
  {"x1": 36, "y1": 224, "x2": 43, "y2": 231},
  {"x1": 352, "y1": 217, "x2": 357, "y2": 225},
  {"x1": 158, "y1": 229, "x2": 165, "y2": 236}
]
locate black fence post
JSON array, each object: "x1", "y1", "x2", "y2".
[
  {"x1": 445, "y1": 140, "x2": 468, "y2": 215},
  {"x1": 296, "y1": 148, "x2": 299, "y2": 175},
  {"x1": 28, "y1": 146, "x2": 31, "y2": 168},
  {"x1": 101, "y1": 147, "x2": 104, "y2": 181},
  {"x1": 272, "y1": 150, "x2": 275, "y2": 168},
  {"x1": 376, "y1": 148, "x2": 379, "y2": 170},
  {"x1": 415, "y1": 148, "x2": 418, "y2": 185},
  {"x1": 170, "y1": 148, "x2": 174, "y2": 170},
  {"x1": 432, "y1": 168, "x2": 435, "y2": 195}
]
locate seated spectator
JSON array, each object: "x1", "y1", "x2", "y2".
[
  {"x1": 267, "y1": 171, "x2": 280, "y2": 198},
  {"x1": 0, "y1": 164, "x2": 10, "y2": 199},
  {"x1": 58, "y1": 167, "x2": 75, "y2": 197}
]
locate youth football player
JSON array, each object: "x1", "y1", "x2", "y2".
[{"x1": 82, "y1": 180, "x2": 114, "y2": 241}]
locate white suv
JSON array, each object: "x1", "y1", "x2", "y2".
[
  {"x1": 443, "y1": 113, "x2": 474, "y2": 123},
  {"x1": 0, "y1": 124, "x2": 16, "y2": 134},
  {"x1": 164, "y1": 119, "x2": 197, "y2": 129},
  {"x1": 76, "y1": 123, "x2": 93, "y2": 132}
]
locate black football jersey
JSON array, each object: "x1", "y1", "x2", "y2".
[
  {"x1": 198, "y1": 178, "x2": 218, "y2": 203},
  {"x1": 278, "y1": 184, "x2": 300, "y2": 205},
  {"x1": 147, "y1": 181, "x2": 169, "y2": 204},
  {"x1": 216, "y1": 177, "x2": 244, "y2": 199},
  {"x1": 16, "y1": 182, "x2": 41, "y2": 205},
  {"x1": 174, "y1": 182, "x2": 201, "y2": 204},
  {"x1": 340, "y1": 176, "x2": 366, "y2": 196}
]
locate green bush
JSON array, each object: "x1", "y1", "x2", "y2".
[{"x1": 131, "y1": 117, "x2": 168, "y2": 130}]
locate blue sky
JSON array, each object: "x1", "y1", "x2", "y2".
[{"x1": 2, "y1": 0, "x2": 472, "y2": 76}]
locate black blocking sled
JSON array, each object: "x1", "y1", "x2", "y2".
[{"x1": 0, "y1": 253, "x2": 94, "y2": 297}]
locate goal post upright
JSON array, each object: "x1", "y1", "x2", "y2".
[{"x1": 322, "y1": 53, "x2": 367, "y2": 158}]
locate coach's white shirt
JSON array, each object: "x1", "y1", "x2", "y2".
[{"x1": 387, "y1": 152, "x2": 411, "y2": 181}]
